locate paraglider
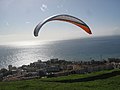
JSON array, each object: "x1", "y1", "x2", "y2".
[{"x1": 34, "y1": 14, "x2": 92, "y2": 37}]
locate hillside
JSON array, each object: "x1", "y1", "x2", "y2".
[{"x1": 0, "y1": 69, "x2": 120, "y2": 90}]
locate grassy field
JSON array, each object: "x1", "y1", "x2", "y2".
[{"x1": 0, "y1": 69, "x2": 120, "y2": 90}]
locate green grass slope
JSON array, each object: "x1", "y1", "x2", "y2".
[{"x1": 0, "y1": 69, "x2": 120, "y2": 90}]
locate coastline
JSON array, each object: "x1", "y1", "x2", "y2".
[{"x1": 0, "y1": 57, "x2": 120, "y2": 81}]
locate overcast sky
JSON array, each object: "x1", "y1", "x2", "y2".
[{"x1": 0, "y1": 0, "x2": 120, "y2": 44}]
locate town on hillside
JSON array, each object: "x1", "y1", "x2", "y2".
[{"x1": 0, "y1": 58, "x2": 120, "y2": 81}]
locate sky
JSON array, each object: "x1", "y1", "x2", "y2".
[{"x1": 0, "y1": 0, "x2": 120, "y2": 44}]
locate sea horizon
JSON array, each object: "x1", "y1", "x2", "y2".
[{"x1": 0, "y1": 35, "x2": 120, "y2": 69}]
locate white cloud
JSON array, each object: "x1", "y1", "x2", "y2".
[
  {"x1": 40, "y1": 4, "x2": 47, "y2": 12},
  {"x1": 40, "y1": 7, "x2": 45, "y2": 12},
  {"x1": 42, "y1": 4, "x2": 47, "y2": 8}
]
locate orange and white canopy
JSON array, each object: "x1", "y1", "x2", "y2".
[{"x1": 34, "y1": 14, "x2": 92, "y2": 37}]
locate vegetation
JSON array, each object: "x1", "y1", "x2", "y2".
[{"x1": 0, "y1": 69, "x2": 120, "y2": 90}]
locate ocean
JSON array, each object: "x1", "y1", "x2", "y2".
[{"x1": 0, "y1": 35, "x2": 120, "y2": 69}]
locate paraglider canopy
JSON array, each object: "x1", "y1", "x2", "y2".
[{"x1": 34, "y1": 14, "x2": 92, "y2": 37}]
